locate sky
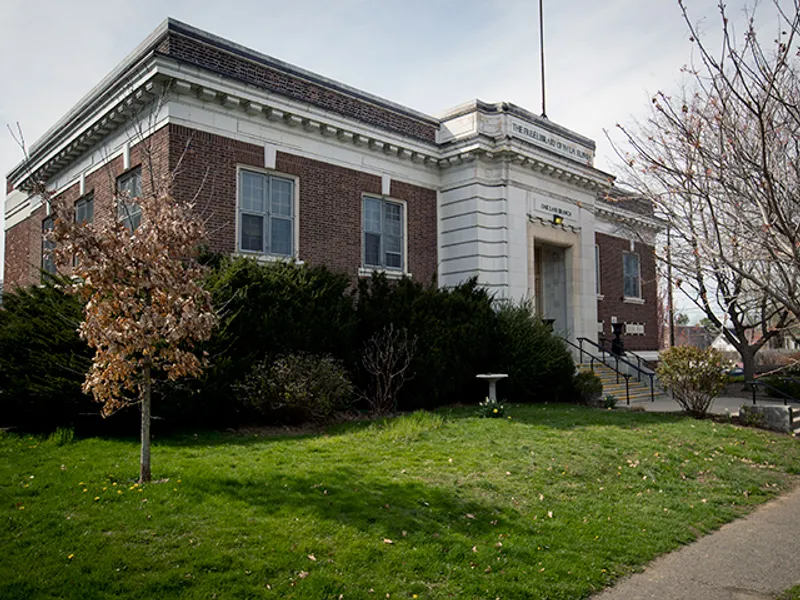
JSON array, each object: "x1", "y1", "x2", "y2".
[{"x1": 0, "y1": 0, "x2": 783, "y2": 318}]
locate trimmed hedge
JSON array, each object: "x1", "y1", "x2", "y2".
[
  {"x1": 0, "y1": 279, "x2": 93, "y2": 431},
  {"x1": 0, "y1": 259, "x2": 576, "y2": 431}
]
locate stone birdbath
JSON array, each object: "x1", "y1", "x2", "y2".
[{"x1": 476, "y1": 373, "x2": 508, "y2": 402}]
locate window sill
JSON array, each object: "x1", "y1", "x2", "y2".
[
  {"x1": 359, "y1": 267, "x2": 411, "y2": 280},
  {"x1": 623, "y1": 296, "x2": 645, "y2": 305},
  {"x1": 234, "y1": 252, "x2": 304, "y2": 266}
]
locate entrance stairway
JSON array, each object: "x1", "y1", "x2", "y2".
[{"x1": 578, "y1": 363, "x2": 662, "y2": 404}]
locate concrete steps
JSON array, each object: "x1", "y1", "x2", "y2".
[{"x1": 578, "y1": 362, "x2": 664, "y2": 404}]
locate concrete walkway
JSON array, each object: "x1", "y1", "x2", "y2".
[
  {"x1": 623, "y1": 394, "x2": 791, "y2": 417},
  {"x1": 592, "y1": 485, "x2": 800, "y2": 600}
]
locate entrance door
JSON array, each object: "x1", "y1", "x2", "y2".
[{"x1": 534, "y1": 244, "x2": 568, "y2": 335}]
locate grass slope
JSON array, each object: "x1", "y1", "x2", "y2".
[{"x1": 2, "y1": 405, "x2": 799, "y2": 600}]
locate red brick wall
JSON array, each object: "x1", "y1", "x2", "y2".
[
  {"x1": 169, "y1": 124, "x2": 438, "y2": 282},
  {"x1": 3, "y1": 128, "x2": 171, "y2": 289},
  {"x1": 5, "y1": 124, "x2": 438, "y2": 289},
  {"x1": 4, "y1": 205, "x2": 45, "y2": 290},
  {"x1": 159, "y1": 29, "x2": 437, "y2": 144},
  {"x1": 595, "y1": 232, "x2": 659, "y2": 351}
]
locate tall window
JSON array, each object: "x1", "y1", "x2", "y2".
[
  {"x1": 238, "y1": 170, "x2": 294, "y2": 257},
  {"x1": 595, "y1": 244, "x2": 601, "y2": 295},
  {"x1": 363, "y1": 197, "x2": 404, "y2": 270},
  {"x1": 623, "y1": 253, "x2": 641, "y2": 299},
  {"x1": 75, "y1": 194, "x2": 94, "y2": 225},
  {"x1": 117, "y1": 168, "x2": 142, "y2": 231},
  {"x1": 42, "y1": 217, "x2": 56, "y2": 277}
]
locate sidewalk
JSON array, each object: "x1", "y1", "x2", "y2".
[
  {"x1": 592, "y1": 485, "x2": 800, "y2": 600},
  {"x1": 623, "y1": 394, "x2": 790, "y2": 417}
]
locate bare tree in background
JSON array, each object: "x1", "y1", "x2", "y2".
[
  {"x1": 361, "y1": 324, "x2": 417, "y2": 415},
  {"x1": 613, "y1": 0, "x2": 800, "y2": 376}
]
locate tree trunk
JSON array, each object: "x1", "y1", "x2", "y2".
[
  {"x1": 140, "y1": 363, "x2": 152, "y2": 484},
  {"x1": 741, "y1": 347, "x2": 756, "y2": 391}
]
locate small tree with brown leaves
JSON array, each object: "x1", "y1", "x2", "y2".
[{"x1": 45, "y1": 182, "x2": 216, "y2": 482}]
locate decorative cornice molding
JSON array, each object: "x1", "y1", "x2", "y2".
[{"x1": 595, "y1": 202, "x2": 664, "y2": 232}]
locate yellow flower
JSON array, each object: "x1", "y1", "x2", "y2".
[
  {"x1": 94, "y1": 497, "x2": 100, "y2": 501},
  {"x1": 68, "y1": 554, "x2": 74, "y2": 560},
  {"x1": 493, "y1": 408, "x2": 498, "y2": 414}
]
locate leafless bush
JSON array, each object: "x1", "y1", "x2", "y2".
[{"x1": 360, "y1": 324, "x2": 417, "y2": 415}]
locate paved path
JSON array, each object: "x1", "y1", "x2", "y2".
[
  {"x1": 624, "y1": 395, "x2": 789, "y2": 417},
  {"x1": 592, "y1": 485, "x2": 800, "y2": 600}
]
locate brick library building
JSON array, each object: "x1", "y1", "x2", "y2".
[{"x1": 3, "y1": 19, "x2": 661, "y2": 359}]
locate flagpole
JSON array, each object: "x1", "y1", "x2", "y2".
[{"x1": 539, "y1": 0, "x2": 547, "y2": 119}]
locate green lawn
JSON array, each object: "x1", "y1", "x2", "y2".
[{"x1": 2, "y1": 405, "x2": 799, "y2": 600}]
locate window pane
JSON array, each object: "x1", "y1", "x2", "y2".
[
  {"x1": 385, "y1": 252, "x2": 402, "y2": 269},
  {"x1": 240, "y1": 214, "x2": 264, "y2": 252},
  {"x1": 76, "y1": 197, "x2": 94, "y2": 224},
  {"x1": 42, "y1": 218, "x2": 56, "y2": 276},
  {"x1": 118, "y1": 169, "x2": 142, "y2": 199},
  {"x1": 241, "y1": 171, "x2": 265, "y2": 213},
  {"x1": 364, "y1": 198, "x2": 382, "y2": 233},
  {"x1": 271, "y1": 178, "x2": 293, "y2": 217},
  {"x1": 118, "y1": 200, "x2": 142, "y2": 231},
  {"x1": 384, "y1": 202, "x2": 402, "y2": 237},
  {"x1": 595, "y1": 246, "x2": 600, "y2": 294},
  {"x1": 385, "y1": 235, "x2": 401, "y2": 254},
  {"x1": 270, "y1": 218, "x2": 292, "y2": 256},
  {"x1": 364, "y1": 232, "x2": 381, "y2": 266}
]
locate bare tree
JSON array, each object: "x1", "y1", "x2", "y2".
[
  {"x1": 613, "y1": 0, "x2": 800, "y2": 377},
  {"x1": 360, "y1": 324, "x2": 417, "y2": 415}
]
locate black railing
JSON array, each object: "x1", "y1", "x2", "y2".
[
  {"x1": 598, "y1": 337, "x2": 657, "y2": 377},
  {"x1": 561, "y1": 337, "x2": 633, "y2": 405},
  {"x1": 748, "y1": 377, "x2": 800, "y2": 406},
  {"x1": 576, "y1": 337, "x2": 657, "y2": 403}
]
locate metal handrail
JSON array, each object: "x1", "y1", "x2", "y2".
[
  {"x1": 749, "y1": 378, "x2": 800, "y2": 406},
  {"x1": 561, "y1": 337, "x2": 633, "y2": 405},
  {"x1": 575, "y1": 337, "x2": 657, "y2": 403},
  {"x1": 597, "y1": 337, "x2": 658, "y2": 375}
]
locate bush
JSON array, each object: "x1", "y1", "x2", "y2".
[
  {"x1": 657, "y1": 346, "x2": 728, "y2": 417},
  {"x1": 0, "y1": 279, "x2": 94, "y2": 431},
  {"x1": 0, "y1": 260, "x2": 581, "y2": 431},
  {"x1": 573, "y1": 370, "x2": 603, "y2": 406},
  {"x1": 495, "y1": 302, "x2": 575, "y2": 403},
  {"x1": 354, "y1": 275, "x2": 500, "y2": 410},
  {"x1": 189, "y1": 258, "x2": 356, "y2": 425},
  {"x1": 760, "y1": 375, "x2": 800, "y2": 401},
  {"x1": 236, "y1": 353, "x2": 353, "y2": 424}
]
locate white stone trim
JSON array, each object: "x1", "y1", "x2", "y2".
[{"x1": 358, "y1": 267, "x2": 411, "y2": 280}]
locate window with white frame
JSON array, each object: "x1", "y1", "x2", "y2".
[
  {"x1": 595, "y1": 244, "x2": 601, "y2": 295},
  {"x1": 117, "y1": 168, "x2": 142, "y2": 231},
  {"x1": 623, "y1": 252, "x2": 641, "y2": 299},
  {"x1": 363, "y1": 196, "x2": 404, "y2": 270},
  {"x1": 75, "y1": 194, "x2": 94, "y2": 225},
  {"x1": 238, "y1": 170, "x2": 295, "y2": 257},
  {"x1": 42, "y1": 217, "x2": 56, "y2": 278}
]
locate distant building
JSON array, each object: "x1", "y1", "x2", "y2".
[
  {"x1": 674, "y1": 325, "x2": 714, "y2": 349},
  {"x1": 4, "y1": 18, "x2": 661, "y2": 353}
]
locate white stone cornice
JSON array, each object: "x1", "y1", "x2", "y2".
[{"x1": 595, "y1": 202, "x2": 663, "y2": 232}]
